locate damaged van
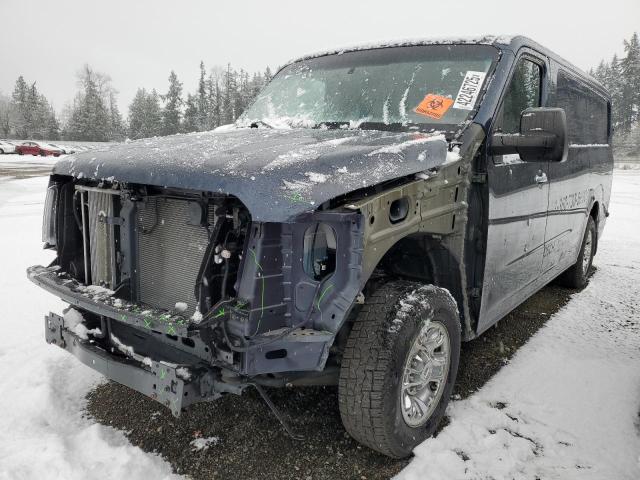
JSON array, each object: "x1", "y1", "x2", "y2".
[{"x1": 29, "y1": 36, "x2": 612, "y2": 458}]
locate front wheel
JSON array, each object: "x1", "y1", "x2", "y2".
[
  {"x1": 338, "y1": 280, "x2": 461, "y2": 458},
  {"x1": 557, "y1": 216, "x2": 596, "y2": 289}
]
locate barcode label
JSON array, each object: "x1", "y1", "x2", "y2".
[{"x1": 453, "y1": 71, "x2": 486, "y2": 110}]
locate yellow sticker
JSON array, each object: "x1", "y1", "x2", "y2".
[{"x1": 414, "y1": 94, "x2": 454, "y2": 119}]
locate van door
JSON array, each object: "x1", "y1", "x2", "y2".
[
  {"x1": 478, "y1": 53, "x2": 549, "y2": 333},
  {"x1": 542, "y1": 68, "x2": 609, "y2": 279}
]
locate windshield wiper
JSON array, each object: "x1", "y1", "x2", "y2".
[{"x1": 314, "y1": 121, "x2": 439, "y2": 132}]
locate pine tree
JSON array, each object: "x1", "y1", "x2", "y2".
[
  {"x1": 11, "y1": 76, "x2": 30, "y2": 138},
  {"x1": 620, "y1": 32, "x2": 640, "y2": 132},
  {"x1": 108, "y1": 91, "x2": 125, "y2": 141},
  {"x1": 127, "y1": 61, "x2": 271, "y2": 136},
  {"x1": 183, "y1": 93, "x2": 199, "y2": 133},
  {"x1": 32, "y1": 92, "x2": 57, "y2": 139},
  {"x1": 25, "y1": 82, "x2": 42, "y2": 137},
  {"x1": 66, "y1": 65, "x2": 111, "y2": 141},
  {"x1": 0, "y1": 93, "x2": 10, "y2": 136},
  {"x1": 44, "y1": 103, "x2": 60, "y2": 140},
  {"x1": 608, "y1": 55, "x2": 624, "y2": 129},
  {"x1": 127, "y1": 88, "x2": 163, "y2": 139},
  {"x1": 161, "y1": 70, "x2": 183, "y2": 135},
  {"x1": 196, "y1": 61, "x2": 208, "y2": 131},
  {"x1": 221, "y1": 63, "x2": 237, "y2": 125},
  {"x1": 206, "y1": 73, "x2": 221, "y2": 128}
]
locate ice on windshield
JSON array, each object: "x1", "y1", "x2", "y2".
[{"x1": 238, "y1": 45, "x2": 497, "y2": 130}]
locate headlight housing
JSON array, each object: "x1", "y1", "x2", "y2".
[{"x1": 41, "y1": 183, "x2": 58, "y2": 247}]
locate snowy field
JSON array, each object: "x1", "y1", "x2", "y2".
[{"x1": 0, "y1": 171, "x2": 638, "y2": 479}]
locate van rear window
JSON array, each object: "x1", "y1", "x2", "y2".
[{"x1": 556, "y1": 72, "x2": 608, "y2": 144}]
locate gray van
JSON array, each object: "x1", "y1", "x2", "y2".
[{"x1": 29, "y1": 35, "x2": 612, "y2": 457}]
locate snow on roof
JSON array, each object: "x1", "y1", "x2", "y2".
[{"x1": 284, "y1": 35, "x2": 517, "y2": 67}]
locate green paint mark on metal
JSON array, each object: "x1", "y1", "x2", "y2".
[
  {"x1": 159, "y1": 314, "x2": 171, "y2": 323},
  {"x1": 316, "y1": 283, "x2": 334, "y2": 310},
  {"x1": 214, "y1": 307, "x2": 225, "y2": 318},
  {"x1": 167, "y1": 324, "x2": 176, "y2": 335},
  {"x1": 159, "y1": 369, "x2": 166, "y2": 380},
  {"x1": 143, "y1": 318, "x2": 152, "y2": 329},
  {"x1": 285, "y1": 191, "x2": 313, "y2": 205},
  {"x1": 234, "y1": 299, "x2": 249, "y2": 312},
  {"x1": 248, "y1": 248, "x2": 263, "y2": 271},
  {"x1": 120, "y1": 314, "x2": 127, "y2": 322}
]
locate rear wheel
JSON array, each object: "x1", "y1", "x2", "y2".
[
  {"x1": 338, "y1": 280, "x2": 461, "y2": 458},
  {"x1": 0, "y1": 149, "x2": 4, "y2": 154},
  {"x1": 557, "y1": 216, "x2": 596, "y2": 289},
  {"x1": 39, "y1": 150, "x2": 46, "y2": 156}
]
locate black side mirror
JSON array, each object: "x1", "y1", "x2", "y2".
[{"x1": 490, "y1": 107, "x2": 568, "y2": 162}]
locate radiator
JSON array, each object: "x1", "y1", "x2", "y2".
[
  {"x1": 87, "y1": 191, "x2": 116, "y2": 287},
  {"x1": 136, "y1": 197, "x2": 213, "y2": 317}
]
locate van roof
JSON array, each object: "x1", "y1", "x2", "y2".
[{"x1": 285, "y1": 35, "x2": 608, "y2": 98}]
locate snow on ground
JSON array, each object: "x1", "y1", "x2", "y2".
[
  {"x1": 0, "y1": 171, "x2": 638, "y2": 479},
  {"x1": 399, "y1": 171, "x2": 640, "y2": 480},
  {"x1": 0, "y1": 153, "x2": 62, "y2": 168},
  {"x1": 0, "y1": 176, "x2": 178, "y2": 480}
]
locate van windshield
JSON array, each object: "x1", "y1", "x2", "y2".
[{"x1": 238, "y1": 44, "x2": 499, "y2": 131}]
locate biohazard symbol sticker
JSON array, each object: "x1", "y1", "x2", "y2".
[{"x1": 414, "y1": 94, "x2": 454, "y2": 119}]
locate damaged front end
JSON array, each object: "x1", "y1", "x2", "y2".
[{"x1": 29, "y1": 177, "x2": 365, "y2": 416}]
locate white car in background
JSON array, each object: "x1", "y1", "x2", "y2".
[
  {"x1": 48, "y1": 143, "x2": 76, "y2": 154},
  {"x1": 0, "y1": 141, "x2": 17, "y2": 154}
]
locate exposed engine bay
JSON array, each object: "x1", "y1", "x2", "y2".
[{"x1": 28, "y1": 126, "x2": 472, "y2": 419}]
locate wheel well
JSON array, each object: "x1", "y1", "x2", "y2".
[{"x1": 372, "y1": 234, "x2": 464, "y2": 321}]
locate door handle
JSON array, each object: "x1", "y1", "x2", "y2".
[{"x1": 534, "y1": 171, "x2": 548, "y2": 184}]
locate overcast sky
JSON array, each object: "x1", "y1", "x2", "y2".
[{"x1": 1, "y1": 0, "x2": 638, "y2": 113}]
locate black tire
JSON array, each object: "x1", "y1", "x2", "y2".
[
  {"x1": 0, "y1": 149, "x2": 4, "y2": 154},
  {"x1": 557, "y1": 216, "x2": 596, "y2": 289},
  {"x1": 18, "y1": 150, "x2": 23, "y2": 155},
  {"x1": 39, "y1": 150, "x2": 46, "y2": 157},
  {"x1": 338, "y1": 280, "x2": 461, "y2": 458}
]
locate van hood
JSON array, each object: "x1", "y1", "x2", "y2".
[{"x1": 54, "y1": 128, "x2": 450, "y2": 222}]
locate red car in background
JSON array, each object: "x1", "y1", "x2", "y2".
[{"x1": 16, "y1": 141, "x2": 62, "y2": 157}]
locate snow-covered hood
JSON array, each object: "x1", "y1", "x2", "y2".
[{"x1": 53, "y1": 128, "x2": 449, "y2": 222}]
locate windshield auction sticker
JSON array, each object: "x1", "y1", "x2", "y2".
[
  {"x1": 453, "y1": 71, "x2": 487, "y2": 110},
  {"x1": 414, "y1": 94, "x2": 454, "y2": 119}
]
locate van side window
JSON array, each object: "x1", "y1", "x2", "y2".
[
  {"x1": 500, "y1": 59, "x2": 542, "y2": 133},
  {"x1": 556, "y1": 71, "x2": 608, "y2": 144}
]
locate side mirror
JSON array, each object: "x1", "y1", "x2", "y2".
[{"x1": 490, "y1": 107, "x2": 568, "y2": 162}]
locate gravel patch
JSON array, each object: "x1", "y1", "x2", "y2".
[{"x1": 86, "y1": 282, "x2": 577, "y2": 479}]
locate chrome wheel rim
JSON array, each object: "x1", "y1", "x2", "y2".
[
  {"x1": 401, "y1": 321, "x2": 451, "y2": 427},
  {"x1": 582, "y1": 228, "x2": 593, "y2": 273}
]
